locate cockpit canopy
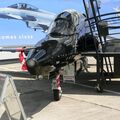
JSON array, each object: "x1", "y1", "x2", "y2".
[
  {"x1": 48, "y1": 11, "x2": 75, "y2": 37},
  {"x1": 8, "y1": 3, "x2": 39, "y2": 12}
]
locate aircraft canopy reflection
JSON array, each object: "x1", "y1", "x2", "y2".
[{"x1": 8, "y1": 3, "x2": 39, "y2": 12}]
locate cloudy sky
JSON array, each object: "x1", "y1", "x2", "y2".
[{"x1": 0, "y1": 0, "x2": 120, "y2": 46}]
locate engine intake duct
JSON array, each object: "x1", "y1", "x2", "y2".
[{"x1": 77, "y1": 34, "x2": 99, "y2": 52}]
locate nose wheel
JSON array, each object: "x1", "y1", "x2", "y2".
[
  {"x1": 52, "y1": 74, "x2": 62, "y2": 101},
  {"x1": 49, "y1": 69, "x2": 63, "y2": 101},
  {"x1": 53, "y1": 88, "x2": 62, "y2": 101}
]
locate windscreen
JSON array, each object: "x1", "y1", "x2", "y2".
[{"x1": 48, "y1": 12, "x2": 74, "y2": 37}]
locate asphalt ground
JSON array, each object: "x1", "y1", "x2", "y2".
[{"x1": 0, "y1": 59, "x2": 120, "y2": 120}]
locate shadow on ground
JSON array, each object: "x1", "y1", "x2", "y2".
[
  {"x1": 1, "y1": 70, "x2": 120, "y2": 120},
  {"x1": 0, "y1": 77, "x2": 53, "y2": 120}
]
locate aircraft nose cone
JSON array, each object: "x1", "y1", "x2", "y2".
[
  {"x1": 26, "y1": 59, "x2": 39, "y2": 75},
  {"x1": 26, "y1": 59, "x2": 37, "y2": 68}
]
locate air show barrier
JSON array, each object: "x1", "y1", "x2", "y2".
[{"x1": 0, "y1": 73, "x2": 27, "y2": 120}]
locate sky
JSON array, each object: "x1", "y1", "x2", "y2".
[{"x1": 0, "y1": 0, "x2": 120, "y2": 46}]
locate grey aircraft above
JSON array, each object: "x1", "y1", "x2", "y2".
[{"x1": 0, "y1": 3, "x2": 56, "y2": 31}]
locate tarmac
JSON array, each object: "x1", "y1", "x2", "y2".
[{"x1": 0, "y1": 58, "x2": 120, "y2": 120}]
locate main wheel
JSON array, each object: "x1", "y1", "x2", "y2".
[{"x1": 53, "y1": 89, "x2": 61, "y2": 101}]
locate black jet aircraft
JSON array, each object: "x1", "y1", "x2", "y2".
[
  {"x1": 0, "y1": 9, "x2": 98, "y2": 100},
  {"x1": 2, "y1": 0, "x2": 120, "y2": 101}
]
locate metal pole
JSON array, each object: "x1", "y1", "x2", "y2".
[
  {"x1": 83, "y1": 0, "x2": 93, "y2": 35},
  {"x1": 89, "y1": 0, "x2": 103, "y2": 46}
]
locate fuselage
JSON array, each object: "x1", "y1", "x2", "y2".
[{"x1": 25, "y1": 10, "x2": 89, "y2": 76}]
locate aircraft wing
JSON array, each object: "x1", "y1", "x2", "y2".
[
  {"x1": 0, "y1": 13, "x2": 53, "y2": 31},
  {"x1": 26, "y1": 21, "x2": 50, "y2": 31},
  {"x1": 0, "y1": 47, "x2": 33, "y2": 54},
  {"x1": 0, "y1": 7, "x2": 55, "y2": 32},
  {"x1": 0, "y1": 13, "x2": 52, "y2": 31},
  {"x1": 0, "y1": 48, "x2": 23, "y2": 52}
]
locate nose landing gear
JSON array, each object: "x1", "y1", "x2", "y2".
[
  {"x1": 49, "y1": 69, "x2": 63, "y2": 101},
  {"x1": 52, "y1": 74, "x2": 62, "y2": 101}
]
